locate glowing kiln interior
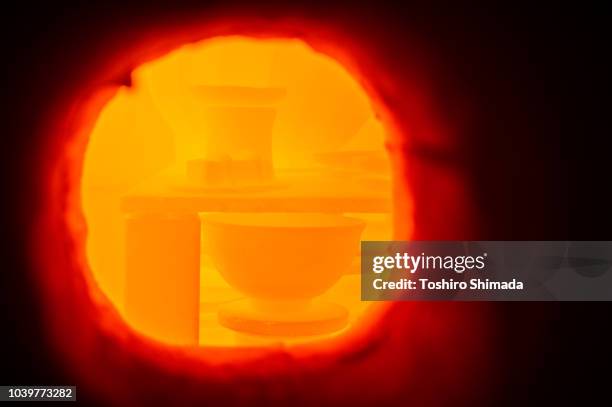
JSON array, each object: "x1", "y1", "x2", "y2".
[{"x1": 82, "y1": 36, "x2": 399, "y2": 347}]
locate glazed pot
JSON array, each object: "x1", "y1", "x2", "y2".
[
  {"x1": 186, "y1": 86, "x2": 285, "y2": 186},
  {"x1": 202, "y1": 212, "x2": 365, "y2": 300}
]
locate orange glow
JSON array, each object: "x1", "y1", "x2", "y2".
[
  {"x1": 82, "y1": 36, "x2": 400, "y2": 347},
  {"x1": 25, "y1": 13, "x2": 495, "y2": 405}
]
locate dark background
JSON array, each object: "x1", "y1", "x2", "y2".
[{"x1": 1, "y1": 2, "x2": 610, "y2": 406}]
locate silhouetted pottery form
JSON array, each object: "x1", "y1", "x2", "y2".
[{"x1": 202, "y1": 213, "x2": 365, "y2": 336}]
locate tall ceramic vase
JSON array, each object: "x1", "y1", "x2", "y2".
[{"x1": 185, "y1": 86, "x2": 285, "y2": 187}]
